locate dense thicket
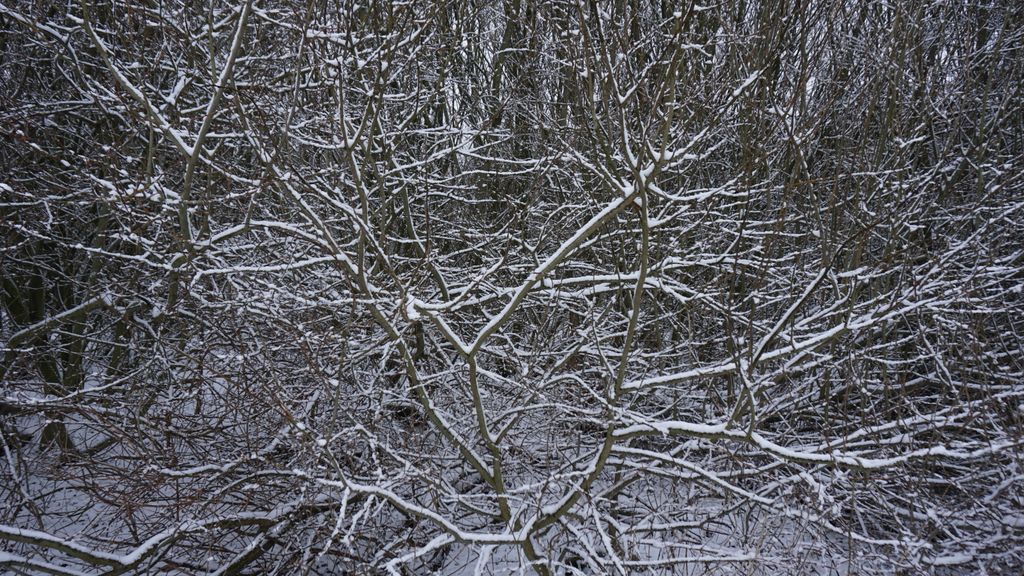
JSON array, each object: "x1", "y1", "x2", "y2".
[{"x1": 2, "y1": 1, "x2": 1023, "y2": 574}]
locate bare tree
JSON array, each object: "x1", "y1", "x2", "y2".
[{"x1": 2, "y1": 1, "x2": 1023, "y2": 574}]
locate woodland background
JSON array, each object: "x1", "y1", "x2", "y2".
[{"x1": 1, "y1": 0, "x2": 1023, "y2": 574}]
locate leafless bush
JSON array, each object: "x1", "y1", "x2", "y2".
[{"x1": 2, "y1": 1, "x2": 1023, "y2": 574}]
